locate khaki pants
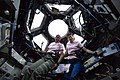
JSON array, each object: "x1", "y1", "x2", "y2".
[{"x1": 22, "y1": 54, "x2": 55, "y2": 80}]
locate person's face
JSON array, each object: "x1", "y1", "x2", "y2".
[
  {"x1": 68, "y1": 35, "x2": 75, "y2": 43},
  {"x1": 55, "y1": 35, "x2": 61, "y2": 42}
]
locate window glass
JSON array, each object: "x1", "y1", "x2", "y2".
[
  {"x1": 47, "y1": 4, "x2": 71, "y2": 11},
  {"x1": 74, "y1": 34, "x2": 86, "y2": 46},
  {"x1": 33, "y1": 34, "x2": 48, "y2": 50},
  {"x1": 73, "y1": 11, "x2": 84, "y2": 30},
  {"x1": 48, "y1": 19, "x2": 68, "y2": 37},
  {"x1": 74, "y1": 34, "x2": 84, "y2": 43},
  {"x1": 31, "y1": 9, "x2": 44, "y2": 29}
]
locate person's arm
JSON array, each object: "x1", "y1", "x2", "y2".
[
  {"x1": 57, "y1": 43, "x2": 66, "y2": 64},
  {"x1": 52, "y1": 50, "x2": 65, "y2": 70},
  {"x1": 37, "y1": 43, "x2": 51, "y2": 54},
  {"x1": 64, "y1": 49, "x2": 68, "y2": 57},
  {"x1": 82, "y1": 47, "x2": 96, "y2": 54},
  {"x1": 57, "y1": 50, "x2": 65, "y2": 64},
  {"x1": 34, "y1": 45, "x2": 50, "y2": 54}
]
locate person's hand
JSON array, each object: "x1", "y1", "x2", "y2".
[
  {"x1": 94, "y1": 51, "x2": 103, "y2": 57},
  {"x1": 52, "y1": 63, "x2": 59, "y2": 70},
  {"x1": 41, "y1": 51, "x2": 47, "y2": 54}
]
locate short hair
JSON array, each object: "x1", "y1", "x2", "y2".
[
  {"x1": 55, "y1": 34, "x2": 61, "y2": 38},
  {"x1": 67, "y1": 33, "x2": 74, "y2": 37}
]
